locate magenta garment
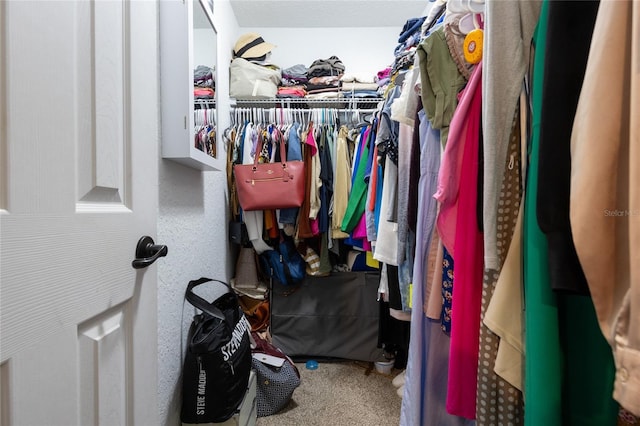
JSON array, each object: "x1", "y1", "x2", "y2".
[
  {"x1": 305, "y1": 124, "x2": 318, "y2": 155},
  {"x1": 441, "y1": 64, "x2": 484, "y2": 419},
  {"x1": 433, "y1": 64, "x2": 483, "y2": 256},
  {"x1": 351, "y1": 214, "x2": 372, "y2": 252},
  {"x1": 310, "y1": 218, "x2": 320, "y2": 236}
]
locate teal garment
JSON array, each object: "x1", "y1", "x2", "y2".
[
  {"x1": 559, "y1": 294, "x2": 619, "y2": 425},
  {"x1": 523, "y1": 2, "x2": 563, "y2": 424}
]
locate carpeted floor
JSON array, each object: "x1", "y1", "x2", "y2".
[{"x1": 255, "y1": 361, "x2": 402, "y2": 426}]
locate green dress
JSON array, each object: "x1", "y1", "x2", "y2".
[
  {"x1": 525, "y1": 2, "x2": 618, "y2": 424},
  {"x1": 523, "y1": 2, "x2": 563, "y2": 423}
]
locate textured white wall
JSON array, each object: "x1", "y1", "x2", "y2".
[
  {"x1": 157, "y1": 164, "x2": 231, "y2": 425},
  {"x1": 156, "y1": 2, "x2": 239, "y2": 425}
]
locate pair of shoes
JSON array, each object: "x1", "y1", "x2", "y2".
[
  {"x1": 396, "y1": 384, "x2": 404, "y2": 398},
  {"x1": 392, "y1": 370, "x2": 406, "y2": 388}
]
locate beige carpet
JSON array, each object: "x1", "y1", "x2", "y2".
[{"x1": 255, "y1": 361, "x2": 402, "y2": 426}]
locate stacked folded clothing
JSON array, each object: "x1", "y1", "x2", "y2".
[
  {"x1": 305, "y1": 91, "x2": 342, "y2": 101},
  {"x1": 340, "y1": 75, "x2": 380, "y2": 99},
  {"x1": 375, "y1": 67, "x2": 392, "y2": 92},
  {"x1": 281, "y1": 64, "x2": 308, "y2": 86},
  {"x1": 277, "y1": 86, "x2": 307, "y2": 98},
  {"x1": 307, "y1": 55, "x2": 345, "y2": 78},
  {"x1": 303, "y1": 56, "x2": 345, "y2": 98},
  {"x1": 277, "y1": 64, "x2": 308, "y2": 99},
  {"x1": 306, "y1": 75, "x2": 342, "y2": 95},
  {"x1": 194, "y1": 65, "x2": 215, "y2": 99}
]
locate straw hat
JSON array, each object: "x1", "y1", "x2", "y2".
[{"x1": 233, "y1": 33, "x2": 276, "y2": 61}]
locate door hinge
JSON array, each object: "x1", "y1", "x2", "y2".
[{"x1": 184, "y1": 115, "x2": 187, "y2": 129}]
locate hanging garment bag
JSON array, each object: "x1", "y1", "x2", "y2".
[{"x1": 181, "y1": 278, "x2": 252, "y2": 424}]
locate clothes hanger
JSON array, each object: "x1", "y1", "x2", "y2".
[{"x1": 467, "y1": 0, "x2": 484, "y2": 14}]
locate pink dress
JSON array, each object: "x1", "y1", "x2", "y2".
[{"x1": 435, "y1": 63, "x2": 484, "y2": 419}]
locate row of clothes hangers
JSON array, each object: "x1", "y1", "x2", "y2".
[
  {"x1": 194, "y1": 107, "x2": 216, "y2": 127},
  {"x1": 194, "y1": 107, "x2": 216, "y2": 158},
  {"x1": 229, "y1": 106, "x2": 379, "y2": 128}
]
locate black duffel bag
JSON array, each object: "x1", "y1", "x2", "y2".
[{"x1": 181, "y1": 278, "x2": 252, "y2": 424}]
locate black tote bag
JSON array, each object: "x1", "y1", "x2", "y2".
[{"x1": 181, "y1": 278, "x2": 252, "y2": 424}]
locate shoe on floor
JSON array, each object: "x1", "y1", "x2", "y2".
[
  {"x1": 392, "y1": 370, "x2": 406, "y2": 388},
  {"x1": 396, "y1": 384, "x2": 404, "y2": 398}
]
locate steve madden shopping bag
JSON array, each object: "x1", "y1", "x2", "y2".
[
  {"x1": 181, "y1": 278, "x2": 252, "y2": 424},
  {"x1": 233, "y1": 128, "x2": 304, "y2": 211}
]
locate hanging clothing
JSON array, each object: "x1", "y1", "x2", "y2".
[
  {"x1": 239, "y1": 123, "x2": 270, "y2": 254},
  {"x1": 400, "y1": 110, "x2": 446, "y2": 425},
  {"x1": 482, "y1": 0, "x2": 542, "y2": 271},
  {"x1": 484, "y1": 204, "x2": 525, "y2": 392},
  {"x1": 279, "y1": 122, "x2": 303, "y2": 225},
  {"x1": 397, "y1": 122, "x2": 416, "y2": 265},
  {"x1": 411, "y1": 110, "x2": 441, "y2": 319},
  {"x1": 318, "y1": 127, "x2": 334, "y2": 234},
  {"x1": 570, "y1": 0, "x2": 640, "y2": 417},
  {"x1": 297, "y1": 124, "x2": 315, "y2": 239},
  {"x1": 441, "y1": 63, "x2": 484, "y2": 420},
  {"x1": 401, "y1": 113, "x2": 469, "y2": 425},
  {"x1": 341, "y1": 126, "x2": 372, "y2": 233},
  {"x1": 365, "y1": 143, "x2": 382, "y2": 245},
  {"x1": 308, "y1": 125, "x2": 321, "y2": 223},
  {"x1": 400, "y1": 311, "x2": 475, "y2": 426},
  {"x1": 331, "y1": 125, "x2": 352, "y2": 240},
  {"x1": 536, "y1": 0, "x2": 599, "y2": 295},
  {"x1": 440, "y1": 247, "x2": 454, "y2": 334},
  {"x1": 475, "y1": 101, "x2": 525, "y2": 425},
  {"x1": 523, "y1": 6, "x2": 563, "y2": 424},
  {"x1": 416, "y1": 25, "x2": 467, "y2": 147},
  {"x1": 426, "y1": 237, "x2": 445, "y2": 320},
  {"x1": 396, "y1": 121, "x2": 417, "y2": 311},
  {"x1": 433, "y1": 60, "x2": 482, "y2": 257},
  {"x1": 372, "y1": 156, "x2": 399, "y2": 266},
  {"x1": 225, "y1": 127, "x2": 239, "y2": 218},
  {"x1": 540, "y1": 2, "x2": 619, "y2": 425},
  {"x1": 390, "y1": 61, "x2": 421, "y2": 128}
]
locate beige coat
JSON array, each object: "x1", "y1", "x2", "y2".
[{"x1": 570, "y1": 0, "x2": 640, "y2": 416}]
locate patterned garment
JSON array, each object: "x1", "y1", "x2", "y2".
[
  {"x1": 475, "y1": 103, "x2": 524, "y2": 424},
  {"x1": 440, "y1": 246, "x2": 454, "y2": 334}
]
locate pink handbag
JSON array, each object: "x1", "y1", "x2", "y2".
[{"x1": 233, "y1": 129, "x2": 305, "y2": 211}]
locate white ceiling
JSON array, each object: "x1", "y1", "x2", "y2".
[{"x1": 229, "y1": 0, "x2": 430, "y2": 28}]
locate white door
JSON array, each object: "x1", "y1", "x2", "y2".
[{"x1": 0, "y1": 1, "x2": 161, "y2": 425}]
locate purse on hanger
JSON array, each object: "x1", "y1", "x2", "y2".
[{"x1": 233, "y1": 127, "x2": 305, "y2": 211}]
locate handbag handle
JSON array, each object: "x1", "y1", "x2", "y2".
[
  {"x1": 185, "y1": 277, "x2": 235, "y2": 321},
  {"x1": 253, "y1": 127, "x2": 287, "y2": 167}
]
